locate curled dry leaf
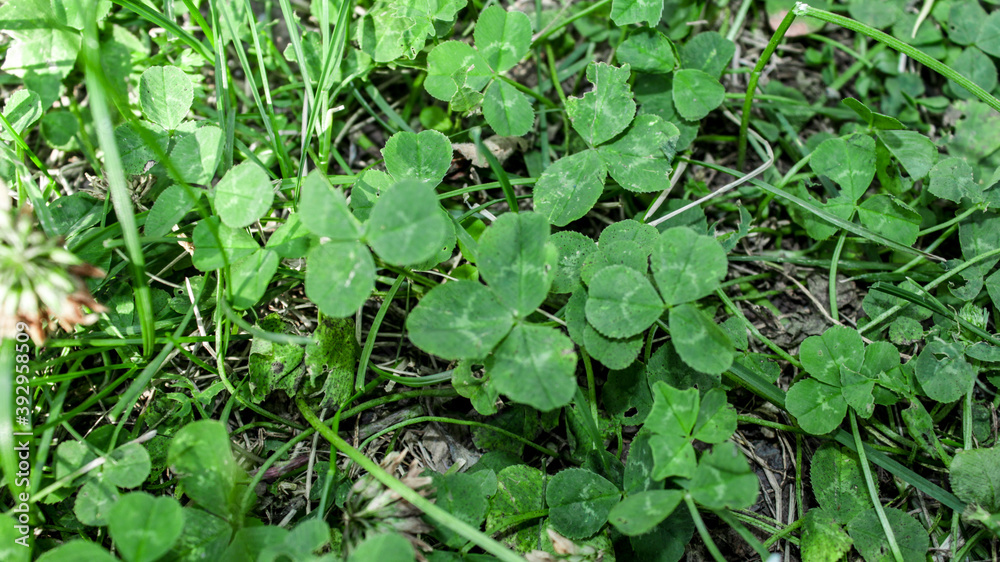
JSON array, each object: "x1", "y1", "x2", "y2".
[{"x1": 453, "y1": 135, "x2": 530, "y2": 167}]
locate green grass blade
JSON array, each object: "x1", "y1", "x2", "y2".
[
  {"x1": 725, "y1": 363, "x2": 966, "y2": 514},
  {"x1": 795, "y1": 3, "x2": 1000, "y2": 113},
  {"x1": 470, "y1": 127, "x2": 518, "y2": 213},
  {"x1": 683, "y1": 156, "x2": 942, "y2": 262},
  {"x1": 81, "y1": 10, "x2": 155, "y2": 356},
  {"x1": 297, "y1": 397, "x2": 528, "y2": 562},
  {"x1": 112, "y1": 0, "x2": 213, "y2": 60}
]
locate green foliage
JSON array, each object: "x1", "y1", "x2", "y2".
[
  {"x1": 535, "y1": 62, "x2": 680, "y2": 225},
  {"x1": 138, "y1": 66, "x2": 193, "y2": 130},
  {"x1": 545, "y1": 468, "x2": 621, "y2": 539},
  {"x1": 167, "y1": 420, "x2": 246, "y2": 523},
  {"x1": 424, "y1": 6, "x2": 533, "y2": 135},
  {"x1": 18, "y1": 0, "x2": 1000, "y2": 559},
  {"x1": 108, "y1": 493, "x2": 185, "y2": 562}
]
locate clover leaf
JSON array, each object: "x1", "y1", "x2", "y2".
[
  {"x1": 405, "y1": 280, "x2": 514, "y2": 361},
  {"x1": 611, "y1": 0, "x2": 664, "y2": 26},
  {"x1": 299, "y1": 170, "x2": 361, "y2": 241},
  {"x1": 407, "y1": 212, "x2": 578, "y2": 411},
  {"x1": 535, "y1": 63, "x2": 680, "y2": 226},
  {"x1": 214, "y1": 161, "x2": 273, "y2": 229},
  {"x1": 609, "y1": 490, "x2": 684, "y2": 536},
  {"x1": 139, "y1": 66, "x2": 193, "y2": 130},
  {"x1": 108, "y1": 493, "x2": 184, "y2": 562},
  {"x1": 672, "y1": 69, "x2": 725, "y2": 121},
  {"x1": 585, "y1": 265, "x2": 664, "y2": 339},
  {"x1": 365, "y1": 179, "x2": 450, "y2": 266},
  {"x1": 488, "y1": 323, "x2": 577, "y2": 412},
  {"x1": 477, "y1": 212, "x2": 557, "y2": 318},
  {"x1": 358, "y1": 0, "x2": 466, "y2": 63},
  {"x1": 567, "y1": 63, "x2": 636, "y2": 147},
  {"x1": 546, "y1": 468, "x2": 621, "y2": 540},
  {"x1": 424, "y1": 6, "x2": 534, "y2": 136},
  {"x1": 382, "y1": 129, "x2": 453, "y2": 184},
  {"x1": 651, "y1": 226, "x2": 728, "y2": 306},
  {"x1": 305, "y1": 241, "x2": 376, "y2": 318}
]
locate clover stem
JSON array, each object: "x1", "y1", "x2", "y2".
[
  {"x1": 684, "y1": 494, "x2": 726, "y2": 562},
  {"x1": 581, "y1": 348, "x2": 598, "y2": 422}
]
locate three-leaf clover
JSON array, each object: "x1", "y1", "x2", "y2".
[
  {"x1": 534, "y1": 62, "x2": 681, "y2": 226},
  {"x1": 608, "y1": 380, "x2": 754, "y2": 537},
  {"x1": 406, "y1": 212, "x2": 578, "y2": 412},
  {"x1": 298, "y1": 130, "x2": 455, "y2": 317},
  {"x1": 425, "y1": 6, "x2": 534, "y2": 136},
  {"x1": 786, "y1": 326, "x2": 905, "y2": 434},
  {"x1": 563, "y1": 224, "x2": 732, "y2": 373}
]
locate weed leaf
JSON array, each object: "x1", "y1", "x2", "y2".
[
  {"x1": 424, "y1": 41, "x2": 492, "y2": 103},
  {"x1": 299, "y1": 170, "x2": 361, "y2": 240},
  {"x1": 809, "y1": 135, "x2": 877, "y2": 202},
  {"x1": 672, "y1": 69, "x2": 725, "y2": 120},
  {"x1": 785, "y1": 379, "x2": 847, "y2": 434},
  {"x1": 383, "y1": 130, "x2": 453, "y2": 185},
  {"x1": 214, "y1": 162, "x2": 273, "y2": 228},
  {"x1": 668, "y1": 303, "x2": 733, "y2": 375},
  {"x1": 167, "y1": 420, "x2": 243, "y2": 520},
  {"x1": 108, "y1": 493, "x2": 184, "y2": 562},
  {"x1": 846, "y1": 508, "x2": 929, "y2": 562},
  {"x1": 617, "y1": 29, "x2": 675, "y2": 74},
  {"x1": 651, "y1": 226, "x2": 728, "y2": 306},
  {"x1": 483, "y1": 80, "x2": 533, "y2": 136},
  {"x1": 611, "y1": 0, "x2": 664, "y2": 26},
  {"x1": 609, "y1": 490, "x2": 683, "y2": 536},
  {"x1": 478, "y1": 212, "x2": 557, "y2": 317},
  {"x1": 950, "y1": 447, "x2": 1000, "y2": 511},
  {"x1": 586, "y1": 265, "x2": 664, "y2": 338},
  {"x1": 598, "y1": 114, "x2": 680, "y2": 192},
  {"x1": 474, "y1": 6, "x2": 531, "y2": 73},
  {"x1": 534, "y1": 149, "x2": 607, "y2": 226},
  {"x1": 139, "y1": 66, "x2": 193, "y2": 130},
  {"x1": 688, "y1": 442, "x2": 758, "y2": 509}
]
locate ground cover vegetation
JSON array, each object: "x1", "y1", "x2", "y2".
[{"x1": 3, "y1": 0, "x2": 1000, "y2": 560}]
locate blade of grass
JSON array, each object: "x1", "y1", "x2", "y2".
[
  {"x1": 364, "y1": 82, "x2": 415, "y2": 133},
  {"x1": 683, "y1": 155, "x2": 942, "y2": 262},
  {"x1": 112, "y1": 0, "x2": 213, "y2": 60},
  {"x1": 850, "y1": 411, "x2": 905, "y2": 562},
  {"x1": 794, "y1": 2, "x2": 1000, "y2": 113},
  {"x1": 218, "y1": 0, "x2": 293, "y2": 177},
  {"x1": 306, "y1": 0, "x2": 354, "y2": 181},
  {"x1": 737, "y1": 7, "x2": 796, "y2": 170},
  {"x1": 296, "y1": 396, "x2": 528, "y2": 562},
  {"x1": 355, "y1": 275, "x2": 407, "y2": 392},
  {"x1": 870, "y1": 281, "x2": 1000, "y2": 346},
  {"x1": 81, "y1": 8, "x2": 155, "y2": 356},
  {"x1": 0, "y1": 337, "x2": 26, "y2": 504},
  {"x1": 470, "y1": 127, "x2": 519, "y2": 214}
]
